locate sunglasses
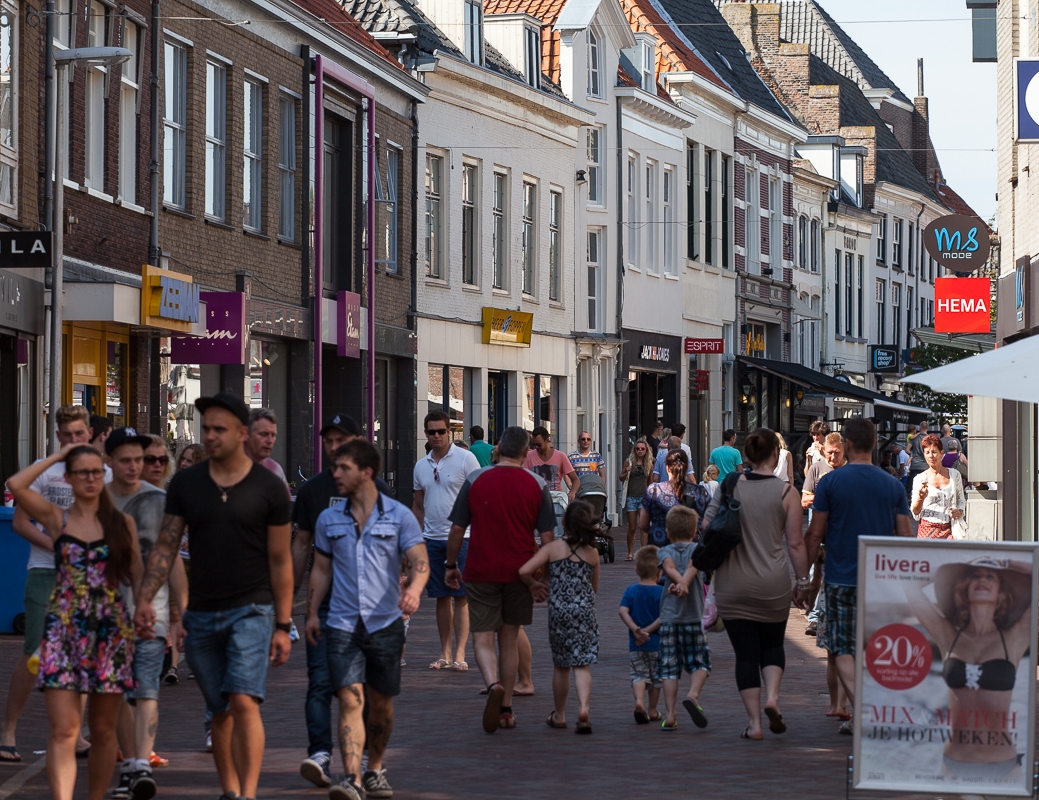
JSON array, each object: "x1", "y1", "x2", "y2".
[
  {"x1": 144, "y1": 455, "x2": 170, "y2": 466},
  {"x1": 579, "y1": 437, "x2": 590, "y2": 442},
  {"x1": 425, "y1": 428, "x2": 448, "y2": 437},
  {"x1": 69, "y1": 469, "x2": 105, "y2": 480}
]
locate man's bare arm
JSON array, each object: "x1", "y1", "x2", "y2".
[
  {"x1": 140, "y1": 514, "x2": 185, "y2": 604},
  {"x1": 11, "y1": 505, "x2": 54, "y2": 551},
  {"x1": 291, "y1": 528, "x2": 314, "y2": 596}
]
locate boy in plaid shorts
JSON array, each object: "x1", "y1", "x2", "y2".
[
  {"x1": 657, "y1": 506, "x2": 710, "y2": 730},
  {"x1": 619, "y1": 546, "x2": 664, "y2": 725}
]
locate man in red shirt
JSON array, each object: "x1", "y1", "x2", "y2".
[{"x1": 445, "y1": 426, "x2": 557, "y2": 734}]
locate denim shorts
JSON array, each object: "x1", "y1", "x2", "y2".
[
  {"x1": 424, "y1": 538, "x2": 468, "y2": 599},
  {"x1": 624, "y1": 495, "x2": 643, "y2": 513},
  {"x1": 128, "y1": 638, "x2": 167, "y2": 702},
  {"x1": 325, "y1": 618, "x2": 406, "y2": 698},
  {"x1": 184, "y1": 603, "x2": 273, "y2": 715}
]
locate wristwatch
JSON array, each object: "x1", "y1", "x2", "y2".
[
  {"x1": 444, "y1": 562, "x2": 457, "y2": 569},
  {"x1": 274, "y1": 621, "x2": 293, "y2": 633}
]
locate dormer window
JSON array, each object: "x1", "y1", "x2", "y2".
[
  {"x1": 524, "y1": 24, "x2": 539, "y2": 89},
  {"x1": 839, "y1": 146, "x2": 865, "y2": 208},
  {"x1": 635, "y1": 33, "x2": 656, "y2": 92},
  {"x1": 464, "y1": 0, "x2": 483, "y2": 66},
  {"x1": 587, "y1": 27, "x2": 601, "y2": 97}
]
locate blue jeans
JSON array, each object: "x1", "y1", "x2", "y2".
[
  {"x1": 305, "y1": 602, "x2": 333, "y2": 756},
  {"x1": 184, "y1": 603, "x2": 274, "y2": 716}
]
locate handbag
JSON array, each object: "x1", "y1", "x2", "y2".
[{"x1": 691, "y1": 471, "x2": 743, "y2": 572}]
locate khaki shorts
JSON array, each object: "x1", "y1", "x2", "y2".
[{"x1": 465, "y1": 582, "x2": 533, "y2": 632}]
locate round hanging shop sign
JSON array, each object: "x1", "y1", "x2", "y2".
[{"x1": 922, "y1": 215, "x2": 991, "y2": 275}]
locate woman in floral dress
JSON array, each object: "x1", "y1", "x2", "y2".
[
  {"x1": 8, "y1": 444, "x2": 141, "y2": 800},
  {"x1": 639, "y1": 450, "x2": 691, "y2": 547}
]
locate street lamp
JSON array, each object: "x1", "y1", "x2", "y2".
[{"x1": 48, "y1": 47, "x2": 131, "y2": 448}]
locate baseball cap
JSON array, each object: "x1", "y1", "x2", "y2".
[
  {"x1": 194, "y1": 392, "x2": 251, "y2": 427},
  {"x1": 104, "y1": 426, "x2": 152, "y2": 456},
  {"x1": 320, "y1": 413, "x2": 361, "y2": 437}
]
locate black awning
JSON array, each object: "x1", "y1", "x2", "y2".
[{"x1": 737, "y1": 356, "x2": 930, "y2": 423}]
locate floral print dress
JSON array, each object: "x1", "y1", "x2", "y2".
[
  {"x1": 547, "y1": 545, "x2": 599, "y2": 668},
  {"x1": 642, "y1": 481, "x2": 682, "y2": 547},
  {"x1": 37, "y1": 522, "x2": 135, "y2": 694}
]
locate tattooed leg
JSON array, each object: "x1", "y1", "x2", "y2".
[
  {"x1": 336, "y1": 684, "x2": 365, "y2": 780},
  {"x1": 133, "y1": 699, "x2": 159, "y2": 767},
  {"x1": 365, "y1": 688, "x2": 394, "y2": 772}
]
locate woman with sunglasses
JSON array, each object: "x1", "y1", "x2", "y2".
[
  {"x1": 619, "y1": 438, "x2": 654, "y2": 560},
  {"x1": 141, "y1": 436, "x2": 174, "y2": 489},
  {"x1": 7, "y1": 444, "x2": 141, "y2": 800}
]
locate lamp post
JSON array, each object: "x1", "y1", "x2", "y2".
[{"x1": 48, "y1": 47, "x2": 130, "y2": 449}]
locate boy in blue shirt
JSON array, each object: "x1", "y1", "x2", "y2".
[{"x1": 619, "y1": 546, "x2": 664, "y2": 724}]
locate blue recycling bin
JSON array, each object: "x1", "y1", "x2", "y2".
[{"x1": 0, "y1": 508, "x2": 29, "y2": 634}]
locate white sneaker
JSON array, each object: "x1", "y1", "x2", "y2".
[
  {"x1": 362, "y1": 768, "x2": 393, "y2": 798},
  {"x1": 300, "y1": 751, "x2": 333, "y2": 787}
]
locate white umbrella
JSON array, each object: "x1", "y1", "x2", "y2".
[{"x1": 901, "y1": 334, "x2": 1039, "y2": 403}]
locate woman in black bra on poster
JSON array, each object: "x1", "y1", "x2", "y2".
[{"x1": 905, "y1": 557, "x2": 1032, "y2": 780}]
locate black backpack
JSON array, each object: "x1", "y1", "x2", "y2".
[{"x1": 691, "y1": 471, "x2": 743, "y2": 573}]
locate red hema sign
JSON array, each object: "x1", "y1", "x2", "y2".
[{"x1": 934, "y1": 277, "x2": 991, "y2": 333}]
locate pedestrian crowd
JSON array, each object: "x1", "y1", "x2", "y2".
[{"x1": 3, "y1": 398, "x2": 969, "y2": 800}]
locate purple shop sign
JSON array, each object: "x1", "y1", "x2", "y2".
[
  {"x1": 170, "y1": 292, "x2": 247, "y2": 365},
  {"x1": 337, "y1": 291, "x2": 361, "y2": 358}
]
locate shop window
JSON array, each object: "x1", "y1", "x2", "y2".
[
  {"x1": 106, "y1": 341, "x2": 126, "y2": 428},
  {"x1": 523, "y1": 373, "x2": 559, "y2": 445},
  {"x1": 84, "y1": 0, "x2": 108, "y2": 191},
  {"x1": 166, "y1": 348, "x2": 202, "y2": 448},
  {"x1": 118, "y1": 21, "x2": 140, "y2": 205},
  {"x1": 205, "y1": 60, "x2": 227, "y2": 220},
  {"x1": 66, "y1": 325, "x2": 128, "y2": 421},
  {"x1": 243, "y1": 78, "x2": 263, "y2": 231},
  {"x1": 427, "y1": 363, "x2": 470, "y2": 439},
  {"x1": 278, "y1": 96, "x2": 298, "y2": 242},
  {"x1": 163, "y1": 40, "x2": 187, "y2": 209},
  {"x1": 248, "y1": 339, "x2": 289, "y2": 468}
]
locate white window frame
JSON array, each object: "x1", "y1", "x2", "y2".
[
  {"x1": 797, "y1": 216, "x2": 807, "y2": 270},
  {"x1": 84, "y1": 0, "x2": 108, "y2": 190},
  {"x1": 892, "y1": 281, "x2": 902, "y2": 345},
  {"x1": 492, "y1": 170, "x2": 507, "y2": 290},
  {"x1": 243, "y1": 78, "x2": 263, "y2": 231},
  {"x1": 163, "y1": 40, "x2": 187, "y2": 209},
  {"x1": 586, "y1": 27, "x2": 601, "y2": 97},
  {"x1": 769, "y1": 175, "x2": 782, "y2": 269},
  {"x1": 587, "y1": 227, "x2": 602, "y2": 330},
  {"x1": 626, "y1": 154, "x2": 638, "y2": 268},
  {"x1": 810, "y1": 218, "x2": 820, "y2": 273},
  {"x1": 461, "y1": 161, "x2": 478, "y2": 286},
  {"x1": 464, "y1": 0, "x2": 483, "y2": 66},
  {"x1": 205, "y1": 60, "x2": 227, "y2": 220},
  {"x1": 117, "y1": 20, "x2": 139, "y2": 205},
  {"x1": 646, "y1": 161, "x2": 657, "y2": 271},
  {"x1": 277, "y1": 95, "x2": 297, "y2": 241},
  {"x1": 586, "y1": 127, "x2": 603, "y2": 206},
  {"x1": 663, "y1": 166, "x2": 675, "y2": 275},
  {"x1": 522, "y1": 180, "x2": 537, "y2": 296},
  {"x1": 892, "y1": 217, "x2": 902, "y2": 266},
  {"x1": 0, "y1": 0, "x2": 18, "y2": 214},
  {"x1": 877, "y1": 214, "x2": 887, "y2": 264},
  {"x1": 876, "y1": 278, "x2": 887, "y2": 344},
  {"x1": 374, "y1": 146, "x2": 398, "y2": 273},
  {"x1": 744, "y1": 166, "x2": 759, "y2": 275},
  {"x1": 636, "y1": 34, "x2": 656, "y2": 91},
  {"x1": 549, "y1": 188, "x2": 562, "y2": 302},
  {"x1": 425, "y1": 153, "x2": 444, "y2": 280},
  {"x1": 523, "y1": 25, "x2": 539, "y2": 89}
]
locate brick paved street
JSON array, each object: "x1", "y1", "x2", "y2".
[{"x1": 0, "y1": 532, "x2": 1027, "y2": 800}]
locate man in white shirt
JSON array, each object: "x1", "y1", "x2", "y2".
[
  {"x1": 1, "y1": 405, "x2": 103, "y2": 762},
  {"x1": 412, "y1": 411, "x2": 480, "y2": 670}
]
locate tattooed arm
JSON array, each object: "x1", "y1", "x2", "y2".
[
  {"x1": 399, "y1": 542, "x2": 429, "y2": 615},
  {"x1": 134, "y1": 513, "x2": 185, "y2": 639}
]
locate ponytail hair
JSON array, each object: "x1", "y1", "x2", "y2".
[
  {"x1": 65, "y1": 446, "x2": 135, "y2": 587},
  {"x1": 665, "y1": 449, "x2": 688, "y2": 499},
  {"x1": 562, "y1": 499, "x2": 602, "y2": 549}
]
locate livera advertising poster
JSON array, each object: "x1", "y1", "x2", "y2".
[{"x1": 853, "y1": 537, "x2": 1039, "y2": 795}]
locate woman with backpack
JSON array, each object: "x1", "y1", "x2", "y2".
[{"x1": 702, "y1": 428, "x2": 809, "y2": 741}]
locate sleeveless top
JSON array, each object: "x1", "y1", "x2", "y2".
[
  {"x1": 773, "y1": 449, "x2": 790, "y2": 482},
  {"x1": 711, "y1": 475, "x2": 794, "y2": 623}
]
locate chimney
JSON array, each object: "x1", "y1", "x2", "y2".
[
  {"x1": 719, "y1": 3, "x2": 781, "y2": 67},
  {"x1": 912, "y1": 57, "x2": 934, "y2": 181}
]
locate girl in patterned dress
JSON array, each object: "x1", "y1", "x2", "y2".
[
  {"x1": 8, "y1": 444, "x2": 141, "y2": 800},
  {"x1": 519, "y1": 500, "x2": 601, "y2": 734}
]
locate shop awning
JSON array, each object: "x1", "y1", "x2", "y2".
[
  {"x1": 910, "y1": 326, "x2": 995, "y2": 353},
  {"x1": 902, "y1": 333, "x2": 1039, "y2": 404},
  {"x1": 790, "y1": 293, "x2": 822, "y2": 321},
  {"x1": 738, "y1": 355, "x2": 930, "y2": 422}
]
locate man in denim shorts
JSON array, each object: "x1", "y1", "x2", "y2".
[
  {"x1": 306, "y1": 438, "x2": 428, "y2": 800},
  {"x1": 803, "y1": 418, "x2": 911, "y2": 735},
  {"x1": 135, "y1": 393, "x2": 294, "y2": 800}
]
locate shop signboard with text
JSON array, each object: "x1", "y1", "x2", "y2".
[
  {"x1": 869, "y1": 345, "x2": 900, "y2": 374},
  {"x1": 141, "y1": 265, "x2": 201, "y2": 333},
  {"x1": 853, "y1": 537, "x2": 1039, "y2": 796},
  {"x1": 481, "y1": 307, "x2": 533, "y2": 347},
  {"x1": 170, "y1": 292, "x2": 247, "y2": 365},
  {"x1": 337, "y1": 291, "x2": 361, "y2": 358},
  {"x1": 934, "y1": 277, "x2": 991, "y2": 333},
  {"x1": 684, "y1": 338, "x2": 724, "y2": 354},
  {"x1": 923, "y1": 215, "x2": 991, "y2": 275}
]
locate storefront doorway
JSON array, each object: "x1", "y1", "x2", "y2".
[
  {"x1": 628, "y1": 371, "x2": 677, "y2": 445},
  {"x1": 487, "y1": 371, "x2": 507, "y2": 445}
]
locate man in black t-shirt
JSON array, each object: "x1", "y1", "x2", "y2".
[
  {"x1": 292, "y1": 413, "x2": 390, "y2": 788},
  {"x1": 135, "y1": 392, "x2": 293, "y2": 800}
]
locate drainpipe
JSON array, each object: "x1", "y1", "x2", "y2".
[
  {"x1": 614, "y1": 97, "x2": 625, "y2": 523},
  {"x1": 409, "y1": 98, "x2": 418, "y2": 333},
  {"x1": 42, "y1": 0, "x2": 54, "y2": 232},
  {"x1": 312, "y1": 56, "x2": 377, "y2": 459},
  {"x1": 300, "y1": 46, "x2": 311, "y2": 471},
  {"x1": 149, "y1": 0, "x2": 160, "y2": 263}
]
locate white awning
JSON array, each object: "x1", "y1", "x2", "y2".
[
  {"x1": 901, "y1": 335, "x2": 1039, "y2": 404},
  {"x1": 790, "y1": 293, "x2": 822, "y2": 321}
]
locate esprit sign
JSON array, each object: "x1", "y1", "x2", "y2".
[
  {"x1": 934, "y1": 277, "x2": 991, "y2": 333},
  {"x1": 141, "y1": 265, "x2": 201, "y2": 332},
  {"x1": 0, "y1": 231, "x2": 53, "y2": 269},
  {"x1": 922, "y1": 215, "x2": 990, "y2": 275},
  {"x1": 684, "y1": 338, "x2": 724, "y2": 354}
]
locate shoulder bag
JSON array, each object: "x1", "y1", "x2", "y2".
[{"x1": 691, "y1": 471, "x2": 743, "y2": 573}]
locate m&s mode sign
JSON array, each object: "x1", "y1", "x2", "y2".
[{"x1": 933, "y1": 277, "x2": 991, "y2": 333}]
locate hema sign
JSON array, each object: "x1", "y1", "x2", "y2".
[
  {"x1": 934, "y1": 277, "x2": 991, "y2": 333},
  {"x1": 923, "y1": 215, "x2": 990, "y2": 275}
]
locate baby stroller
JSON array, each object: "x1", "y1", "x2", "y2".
[{"x1": 575, "y1": 472, "x2": 614, "y2": 563}]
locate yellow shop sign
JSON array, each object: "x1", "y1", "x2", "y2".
[
  {"x1": 481, "y1": 307, "x2": 533, "y2": 347},
  {"x1": 140, "y1": 265, "x2": 201, "y2": 332}
]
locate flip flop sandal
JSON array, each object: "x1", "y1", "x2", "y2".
[
  {"x1": 546, "y1": 712, "x2": 567, "y2": 729},
  {"x1": 764, "y1": 707, "x2": 786, "y2": 735},
  {"x1": 575, "y1": 721, "x2": 592, "y2": 735},
  {"x1": 839, "y1": 721, "x2": 854, "y2": 736},
  {"x1": 660, "y1": 720, "x2": 678, "y2": 731},
  {"x1": 482, "y1": 684, "x2": 505, "y2": 734},
  {"x1": 499, "y1": 708, "x2": 516, "y2": 729},
  {"x1": 512, "y1": 688, "x2": 535, "y2": 696},
  {"x1": 633, "y1": 709, "x2": 650, "y2": 725},
  {"x1": 682, "y1": 698, "x2": 708, "y2": 729},
  {"x1": 648, "y1": 712, "x2": 662, "y2": 722},
  {"x1": 429, "y1": 658, "x2": 451, "y2": 670},
  {"x1": 452, "y1": 661, "x2": 469, "y2": 671},
  {"x1": 625, "y1": 555, "x2": 634, "y2": 561},
  {"x1": 741, "y1": 728, "x2": 764, "y2": 740},
  {"x1": 826, "y1": 711, "x2": 853, "y2": 721},
  {"x1": 0, "y1": 746, "x2": 21, "y2": 763}
]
